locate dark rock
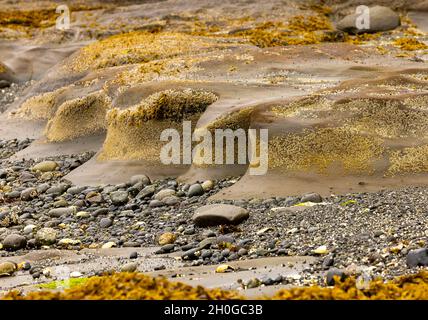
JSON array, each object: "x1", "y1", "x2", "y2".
[
  {"x1": 181, "y1": 248, "x2": 200, "y2": 260},
  {"x1": 407, "y1": 248, "x2": 428, "y2": 267},
  {"x1": 322, "y1": 254, "x2": 335, "y2": 269},
  {"x1": 3, "y1": 234, "x2": 27, "y2": 251},
  {"x1": 188, "y1": 183, "x2": 204, "y2": 197},
  {"x1": 92, "y1": 208, "x2": 109, "y2": 217},
  {"x1": 136, "y1": 185, "x2": 156, "y2": 199},
  {"x1": 300, "y1": 193, "x2": 322, "y2": 203},
  {"x1": 0, "y1": 80, "x2": 10, "y2": 88}
]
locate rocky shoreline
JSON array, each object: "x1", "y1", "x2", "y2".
[
  {"x1": 0, "y1": 137, "x2": 427, "y2": 289},
  {"x1": 0, "y1": 0, "x2": 428, "y2": 298}
]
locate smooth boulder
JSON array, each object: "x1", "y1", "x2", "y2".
[
  {"x1": 336, "y1": 6, "x2": 400, "y2": 34},
  {"x1": 192, "y1": 204, "x2": 249, "y2": 227},
  {"x1": 407, "y1": 248, "x2": 428, "y2": 267},
  {"x1": 3, "y1": 234, "x2": 27, "y2": 251},
  {"x1": 31, "y1": 161, "x2": 58, "y2": 172}
]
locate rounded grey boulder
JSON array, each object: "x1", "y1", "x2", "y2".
[
  {"x1": 192, "y1": 204, "x2": 249, "y2": 227},
  {"x1": 3, "y1": 234, "x2": 27, "y2": 251},
  {"x1": 188, "y1": 183, "x2": 204, "y2": 197},
  {"x1": 407, "y1": 248, "x2": 428, "y2": 267},
  {"x1": 336, "y1": 6, "x2": 400, "y2": 34}
]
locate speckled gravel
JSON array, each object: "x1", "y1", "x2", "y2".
[{"x1": 0, "y1": 81, "x2": 32, "y2": 113}]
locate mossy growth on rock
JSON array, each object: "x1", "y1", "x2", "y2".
[
  {"x1": 100, "y1": 88, "x2": 217, "y2": 161},
  {"x1": 269, "y1": 127, "x2": 384, "y2": 175},
  {"x1": 0, "y1": 9, "x2": 57, "y2": 29},
  {"x1": 234, "y1": 15, "x2": 334, "y2": 48},
  {"x1": 388, "y1": 145, "x2": 428, "y2": 176},
  {"x1": 107, "y1": 88, "x2": 217, "y2": 126},
  {"x1": 45, "y1": 90, "x2": 112, "y2": 142},
  {"x1": 70, "y1": 31, "x2": 230, "y2": 72},
  {"x1": 16, "y1": 86, "x2": 71, "y2": 120}
]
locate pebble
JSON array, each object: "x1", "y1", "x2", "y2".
[
  {"x1": 137, "y1": 185, "x2": 156, "y2": 199},
  {"x1": 101, "y1": 242, "x2": 116, "y2": 249},
  {"x1": 31, "y1": 160, "x2": 58, "y2": 172},
  {"x1": 35, "y1": 228, "x2": 57, "y2": 246},
  {"x1": 0, "y1": 262, "x2": 17, "y2": 276},
  {"x1": 70, "y1": 271, "x2": 83, "y2": 278},
  {"x1": 121, "y1": 262, "x2": 138, "y2": 272},
  {"x1": 188, "y1": 183, "x2": 204, "y2": 197},
  {"x1": 20, "y1": 187, "x2": 37, "y2": 201},
  {"x1": 48, "y1": 207, "x2": 76, "y2": 218},
  {"x1": 58, "y1": 238, "x2": 81, "y2": 246},
  {"x1": 158, "y1": 232, "x2": 176, "y2": 245},
  {"x1": 326, "y1": 268, "x2": 347, "y2": 286},
  {"x1": 201, "y1": 180, "x2": 214, "y2": 191},
  {"x1": 149, "y1": 200, "x2": 164, "y2": 207},
  {"x1": 23, "y1": 224, "x2": 36, "y2": 235},
  {"x1": 129, "y1": 174, "x2": 150, "y2": 186},
  {"x1": 76, "y1": 211, "x2": 90, "y2": 218},
  {"x1": 110, "y1": 190, "x2": 129, "y2": 205},
  {"x1": 100, "y1": 217, "x2": 113, "y2": 228},
  {"x1": 154, "y1": 189, "x2": 176, "y2": 201},
  {"x1": 300, "y1": 193, "x2": 322, "y2": 203}
]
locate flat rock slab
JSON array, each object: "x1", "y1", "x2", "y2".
[{"x1": 192, "y1": 204, "x2": 249, "y2": 227}]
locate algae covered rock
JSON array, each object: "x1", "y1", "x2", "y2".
[
  {"x1": 31, "y1": 160, "x2": 58, "y2": 172},
  {"x1": 35, "y1": 228, "x2": 57, "y2": 246}
]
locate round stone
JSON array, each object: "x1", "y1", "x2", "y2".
[
  {"x1": 192, "y1": 204, "x2": 249, "y2": 227},
  {"x1": 158, "y1": 232, "x2": 176, "y2": 245},
  {"x1": 100, "y1": 218, "x2": 113, "y2": 228},
  {"x1": 110, "y1": 191, "x2": 129, "y2": 205},
  {"x1": 188, "y1": 183, "x2": 204, "y2": 197},
  {"x1": 35, "y1": 228, "x2": 57, "y2": 246},
  {"x1": 31, "y1": 161, "x2": 58, "y2": 172},
  {"x1": 3, "y1": 234, "x2": 27, "y2": 251},
  {"x1": 23, "y1": 224, "x2": 37, "y2": 235},
  {"x1": 201, "y1": 180, "x2": 214, "y2": 191},
  {"x1": 154, "y1": 189, "x2": 176, "y2": 201}
]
